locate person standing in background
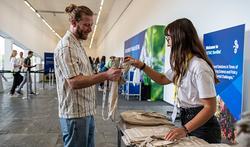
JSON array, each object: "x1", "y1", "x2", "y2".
[
  {"x1": 98, "y1": 56, "x2": 106, "y2": 90},
  {"x1": 93, "y1": 57, "x2": 100, "y2": 74},
  {"x1": 9, "y1": 50, "x2": 23, "y2": 96},
  {"x1": 89, "y1": 56, "x2": 94, "y2": 70},
  {"x1": 101, "y1": 56, "x2": 115, "y2": 72},
  {"x1": 18, "y1": 52, "x2": 25, "y2": 73},
  {"x1": 99, "y1": 56, "x2": 106, "y2": 72},
  {"x1": 54, "y1": 4, "x2": 121, "y2": 147},
  {"x1": 16, "y1": 51, "x2": 36, "y2": 95}
]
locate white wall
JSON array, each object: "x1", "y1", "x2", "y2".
[
  {"x1": 3, "y1": 38, "x2": 13, "y2": 71},
  {"x1": 244, "y1": 31, "x2": 250, "y2": 112},
  {"x1": 96, "y1": 0, "x2": 134, "y2": 57},
  {"x1": 85, "y1": 48, "x2": 99, "y2": 58},
  {"x1": 97, "y1": 0, "x2": 250, "y2": 111},
  {"x1": 0, "y1": 0, "x2": 58, "y2": 57}
]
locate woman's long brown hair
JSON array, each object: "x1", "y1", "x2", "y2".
[
  {"x1": 10, "y1": 50, "x2": 17, "y2": 60},
  {"x1": 165, "y1": 18, "x2": 219, "y2": 84}
]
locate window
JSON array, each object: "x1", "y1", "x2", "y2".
[
  {"x1": 32, "y1": 55, "x2": 41, "y2": 65},
  {"x1": 12, "y1": 44, "x2": 41, "y2": 68},
  {"x1": 12, "y1": 44, "x2": 24, "y2": 56}
]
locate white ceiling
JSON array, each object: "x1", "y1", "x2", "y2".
[{"x1": 27, "y1": 0, "x2": 115, "y2": 48}]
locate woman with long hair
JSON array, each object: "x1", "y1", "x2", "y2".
[
  {"x1": 9, "y1": 50, "x2": 23, "y2": 96},
  {"x1": 94, "y1": 57, "x2": 100, "y2": 74},
  {"x1": 125, "y1": 18, "x2": 221, "y2": 143},
  {"x1": 100, "y1": 56, "x2": 106, "y2": 72}
]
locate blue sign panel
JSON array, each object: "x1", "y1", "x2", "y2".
[
  {"x1": 204, "y1": 24, "x2": 245, "y2": 120},
  {"x1": 44, "y1": 52, "x2": 54, "y2": 74},
  {"x1": 124, "y1": 30, "x2": 146, "y2": 59}
]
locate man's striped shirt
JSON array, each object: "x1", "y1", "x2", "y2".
[{"x1": 54, "y1": 30, "x2": 96, "y2": 118}]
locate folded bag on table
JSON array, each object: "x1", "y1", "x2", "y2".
[{"x1": 120, "y1": 111, "x2": 174, "y2": 126}]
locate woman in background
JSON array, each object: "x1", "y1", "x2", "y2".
[
  {"x1": 99, "y1": 56, "x2": 106, "y2": 72},
  {"x1": 94, "y1": 57, "x2": 100, "y2": 74},
  {"x1": 125, "y1": 18, "x2": 221, "y2": 143},
  {"x1": 9, "y1": 50, "x2": 23, "y2": 96}
]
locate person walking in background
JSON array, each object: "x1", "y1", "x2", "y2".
[
  {"x1": 54, "y1": 4, "x2": 121, "y2": 147},
  {"x1": 9, "y1": 50, "x2": 23, "y2": 96},
  {"x1": 125, "y1": 18, "x2": 221, "y2": 143},
  {"x1": 100, "y1": 56, "x2": 116, "y2": 91},
  {"x1": 16, "y1": 51, "x2": 36, "y2": 95}
]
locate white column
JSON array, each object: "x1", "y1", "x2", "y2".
[
  {"x1": 243, "y1": 31, "x2": 250, "y2": 112},
  {"x1": 3, "y1": 38, "x2": 13, "y2": 78},
  {"x1": 3, "y1": 38, "x2": 13, "y2": 71}
]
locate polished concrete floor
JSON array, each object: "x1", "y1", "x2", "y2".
[{"x1": 0, "y1": 82, "x2": 172, "y2": 147}]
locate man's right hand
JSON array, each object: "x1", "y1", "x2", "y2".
[{"x1": 105, "y1": 68, "x2": 122, "y2": 81}]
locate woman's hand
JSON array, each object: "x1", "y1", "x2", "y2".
[
  {"x1": 124, "y1": 56, "x2": 144, "y2": 69},
  {"x1": 164, "y1": 127, "x2": 187, "y2": 141},
  {"x1": 124, "y1": 56, "x2": 171, "y2": 85}
]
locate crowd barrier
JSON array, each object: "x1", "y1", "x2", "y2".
[{"x1": 0, "y1": 70, "x2": 55, "y2": 99}]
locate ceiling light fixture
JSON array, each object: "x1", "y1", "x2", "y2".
[
  {"x1": 89, "y1": 0, "x2": 105, "y2": 49},
  {"x1": 24, "y1": 0, "x2": 61, "y2": 39}
]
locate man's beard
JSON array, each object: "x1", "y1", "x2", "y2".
[{"x1": 76, "y1": 27, "x2": 87, "y2": 40}]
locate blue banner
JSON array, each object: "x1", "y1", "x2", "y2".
[
  {"x1": 124, "y1": 30, "x2": 146, "y2": 59},
  {"x1": 204, "y1": 24, "x2": 245, "y2": 120},
  {"x1": 124, "y1": 25, "x2": 166, "y2": 101},
  {"x1": 124, "y1": 30, "x2": 146, "y2": 97},
  {"x1": 44, "y1": 52, "x2": 54, "y2": 74}
]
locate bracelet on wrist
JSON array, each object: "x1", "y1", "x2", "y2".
[
  {"x1": 182, "y1": 125, "x2": 189, "y2": 136},
  {"x1": 140, "y1": 63, "x2": 146, "y2": 70}
]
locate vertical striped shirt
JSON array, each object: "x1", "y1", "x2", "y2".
[{"x1": 54, "y1": 30, "x2": 96, "y2": 118}]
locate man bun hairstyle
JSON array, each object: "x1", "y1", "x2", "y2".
[
  {"x1": 65, "y1": 4, "x2": 77, "y2": 13},
  {"x1": 65, "y1": 4, "x2": 93, "y2": 22}
]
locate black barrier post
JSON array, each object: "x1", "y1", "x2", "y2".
[
  {"x1": 51, "y1": 69, "x2": 54, "y2": 86},
  {"x1": 42, "y1": 72, "x2": 45, "y2": 89},
  {"x1": 49, "y1": 69, "x2": 51, "y2": 86},
  {"x1": 34, "y1": 72, "x2": 36, "y2": 93}
]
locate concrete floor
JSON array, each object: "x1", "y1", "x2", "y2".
[{"x1": 0, "y1": 83, "x2": 172, "y2": 147}]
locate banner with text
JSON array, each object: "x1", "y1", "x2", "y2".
[
  {"x1": 44, "y1": 52, "x2": 54, "y2": 74},
  {"x1": 204, "y1": 24, "x2": 245, "y2": 142},
  {"x1": 124, "y1": 25, "x2": 166, "y2": 101},
  {"x1": 124, "y1": 30, "x2": 146, "y2": 59}
]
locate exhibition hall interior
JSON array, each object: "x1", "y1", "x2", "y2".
[{"x1": 0, "y1": 0, "x2": 250, "y2": 147}]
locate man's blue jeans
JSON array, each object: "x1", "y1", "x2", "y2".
[{"x1": 60, "y1": 116, "x2": 95, "y2": 147}]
